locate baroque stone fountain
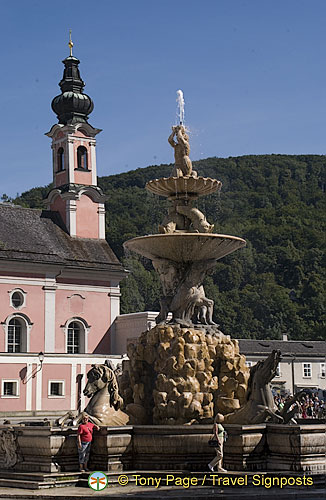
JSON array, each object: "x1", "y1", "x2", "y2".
[
  {"x1": 1, "y1": 95, "x2": 324, "y2": 480},
  {"x1": 122, "y1": 92, "x2": 250, "y2": 425}
]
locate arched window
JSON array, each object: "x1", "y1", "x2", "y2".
[
  {"x1": 65, "y1": 318, "x2": 89, "y2": 354},
  {"x1": 57, "y1": 147, "x2": 64, "y2": 171},
  {"x1": 8, "y1": 318, "x2": 22, "y2": 353},
  {"x1": 3, "y1": 314, "x2": 31, "y2": 353},
  {"x1": 67, "y1": 321, "x2": 80, "y2": 353},
  {"x1": 77, "y1": 146, "x2": 88, "y2": 170}
]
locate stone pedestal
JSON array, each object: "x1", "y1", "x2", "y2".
[
  {"x1": 90, "y1": 426, "x2": 133, "y2": 472},
  {"x1": 124, "y1": 325, "x2": 249, "y2": 425},
  {"x1": 223, "y1": 424, "x2": 326, "y2": 474},
  {"x1": 131, "y1": 425, "x2": 213, "y2": 471},
  {"x1": 266, "y1": 424, "x2": 326, "y2": 473},
  {"x1": 0, "y1": 425, "x2": 133, "y2": 473},
  {"x1": 0, "y1": 426, "x2": 77, "y2": 473},
  {"x1": 223, "y1": 424, "x2": 267, "y2": 471}
]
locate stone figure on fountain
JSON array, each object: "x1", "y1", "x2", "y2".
[
  {"x1": 168, "y1": 125, "x2": 197, "y2": 178},
  {"x1": 152, "y1": 258, "x2": 217, "y2": 327},
  {"x1": 159, "y1": 202, "x2": 214, "y2": 234}
]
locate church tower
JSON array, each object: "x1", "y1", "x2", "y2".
[{"x1": 44, "y1": 36, "x2": 106, "y2": 239}]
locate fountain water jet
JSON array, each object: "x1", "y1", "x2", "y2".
[{"x1": 176, "y1": 89, "x2": 185, "y2": 125}]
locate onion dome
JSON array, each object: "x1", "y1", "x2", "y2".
[{"x1": 51, "y1": 55, "x2": 94, "y2": 125}]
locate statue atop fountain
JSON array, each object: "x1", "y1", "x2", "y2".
[
  {"x1": 123, "y1": 92, "x2": 249, "y2": 424},
  {"x1": 168, "y1": 125, "x2": 197, "y2": 178}
]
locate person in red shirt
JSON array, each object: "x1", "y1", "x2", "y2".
[{"x1": 77, "y1": 414, "x2": 100, "y2": 472}]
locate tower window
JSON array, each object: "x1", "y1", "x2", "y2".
[
  {"x1": 77, "y1": 146, "x2": 88, "y2": 170},
  {"x1": 67, "y1": 321, "x2": 80, "y2": 353},
  {"x1": 7, "y1": 318, "x2": 22, "y2": 353},
  {"x1": 57, "y1": 147, "x2": 64, "y2": 171}
]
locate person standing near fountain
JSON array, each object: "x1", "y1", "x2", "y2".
[
  {"x1": 208, "y1": 414, "x2": 227, "y2": 472},
  {"x1": 77, "y1": 414, "x2": 100, "y2": 472}
]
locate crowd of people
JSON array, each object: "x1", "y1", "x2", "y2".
[{"x1": 274, "y1": 392, "x2": 325, "y2": 419}]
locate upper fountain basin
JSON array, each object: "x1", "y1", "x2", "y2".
[
  {"x1": 146, "y1": 176, "x2": 222, "y2": 199},
  {"x1": 124, "y1": 233, "x2": 246, "y2": 263}
]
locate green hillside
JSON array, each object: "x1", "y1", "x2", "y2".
[{"x1": 9, "y1": 154, "x2": 326, "y2": 341}]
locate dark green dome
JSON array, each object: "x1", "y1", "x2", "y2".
[{"x1": 51, "y1": 56, "x2": 94, "y2": 125}]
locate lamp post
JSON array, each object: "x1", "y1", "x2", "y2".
[
  {"x1": 24, "y1": 352, "x2": 45, "y2": 383},
  {"x1": 38, "y1": 351, "x2": 44, "y2": 368}
]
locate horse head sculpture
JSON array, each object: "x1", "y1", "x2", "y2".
[
  {"x1": 246, "y1": 349, "x2": 281, "y2": 403},
  {"x1": 222, "y1": 350, "x2": 284, "y2": 424},
  {"x1": 56, "y1": 363, "x2": 129, "y2": 428},
  {"x1": 84, "y1": 364, "x2": 123, "y2": 412},
  {"x1": 75, "y1": 364, "x2": 128, "y2": 427}
]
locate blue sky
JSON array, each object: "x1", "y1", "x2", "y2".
[{"x1": 0, "y1": 0, "x2": 325, "y2": 197}]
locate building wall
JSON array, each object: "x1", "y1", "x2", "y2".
[
  {"x1": 113, "y1": 311, "x2": 168, "y2": 354},
  {"x1": 0, "y1": 269, "x2": 121, "y2": 413},
  {"x1": 293, "y1": 358, "x2": 325, "y2": 391},
  {"x1": 55, "y1": 285, "x2": 111, "y2": 353},
  {"x1": 54, "y1": 169, "x2": 68, "y2": 188},
  {"x1": 245, "y1": 355, "x2": 326, "y2": 394},
  {"x1": 0, "y1": 272, "x2": 116, "y2": 355},
  {"x1": 50, "y1": 195, "x2": 67, "y2": 227},
  {"x1": 75, "y1": 195, "x2": 99, "y2": 239},
  {"x1": 0, "y1": 279, "x2": 45, "y2": 353},
  {"x1": 0, "y1": 362, "x2": 27, "y2": 412},
  {"x1": 0, "y1": 353, "x2": 124, "y2": 413}
]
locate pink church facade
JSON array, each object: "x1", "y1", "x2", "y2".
[{"x1": 0, "y1": 50, "x2": 126, "y2": 416}]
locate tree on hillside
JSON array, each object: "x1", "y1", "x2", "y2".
[{"x1": 13, "y1": 155, "x2": 326, "y2": 341}]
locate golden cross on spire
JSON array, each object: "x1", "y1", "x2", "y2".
[{"x1": 68, "y1": 30, "x2": 74, "y2": 57}]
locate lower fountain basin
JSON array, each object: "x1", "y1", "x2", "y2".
[{"x1": 124, "y1": 233, "x2": 246, "y2": 262}]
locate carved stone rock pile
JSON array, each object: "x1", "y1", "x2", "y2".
[{"x1": 121, "y1": 325, "x2": 250, "y2": 425}]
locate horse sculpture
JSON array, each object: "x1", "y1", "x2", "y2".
[
  {"x1": 57, "y1": 364, "x2": 129, "y2": 427},
  {"x1": 222, "y1": 350, "x2": 284, "y2": 424}
]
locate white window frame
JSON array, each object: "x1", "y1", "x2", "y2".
[
  {"x1": 320, "y1": 363, "x2": 325, "y2": 378},
  {"x1": 48, "y1": 380, "x2": 65, "y2": 398},
  {"x1": 1, "y1": 379, "x2": 20, "y2": 398},
  {"x1": 9, "y1": 288, "x2": 26, "y2": 310},
  {"x1": 2, "y1": 313, "x2": 33, "y2": 353},
  {"x1": 302, "y1": 362, "x2": 312, "y2": 378},
  {"x1": 63, "y1": 317, "x2": 90, "y2": 354}
]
